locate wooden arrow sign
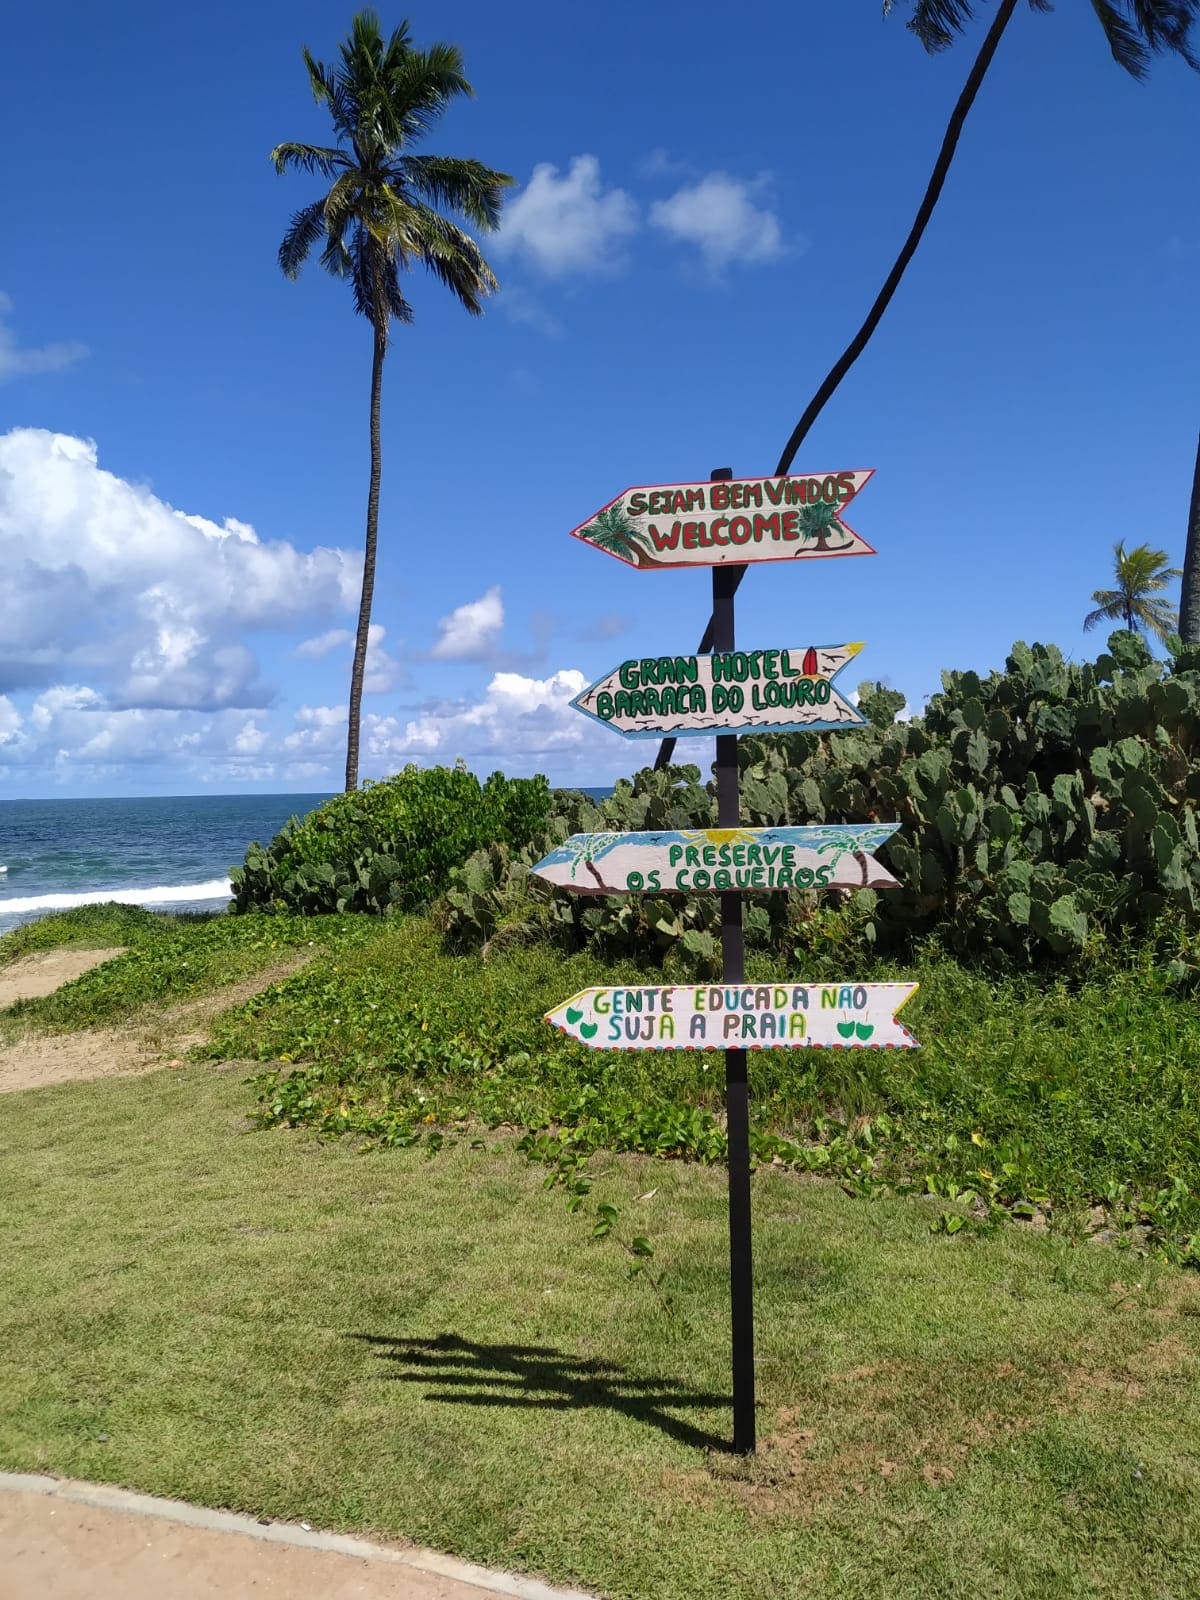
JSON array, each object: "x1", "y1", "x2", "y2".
[
  {"x1": 570, "y1": 471, "x2": 874, "y2": 570},
  {"x1": 572, "y1": 643, "x2": 866, "y2": 739},
  {"x1": 546, "y1": 982, "x2": 919, "y2": 1051},
  {"x1": 533, "y1": 824, "x2": 900, "y2": 895}
]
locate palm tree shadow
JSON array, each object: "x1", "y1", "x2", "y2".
[{"x1": 350, "y1": 1331, "x2": 730, "y2": 1453}]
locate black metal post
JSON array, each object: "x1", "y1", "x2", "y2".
[{"x1": 710, "y1": 466, "x2": 756, "y2": 1455}]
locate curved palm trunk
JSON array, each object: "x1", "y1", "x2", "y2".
[
  {"x1": 1179, "y1": 432, "x2": 1200, "y2": 646},
  {"x1": 346, "y1": 321, "x2": 387, "y2": 792},
  {"x1": 654, "y1": 0, "x2": 1019, "y2": 772}
]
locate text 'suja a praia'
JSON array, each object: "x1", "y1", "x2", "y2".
[{"x1": 546, "y1": 983, "x2": 919, "y2": 1051}]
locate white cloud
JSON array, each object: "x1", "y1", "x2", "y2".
[
  {"x1": 296, "y1": 628, "x2": 353, "y2": 659},
  {"x1": 365, "y1": 669, "x2": 590, "y2": 764},
  {"x1": 232, "y1": 720, "x2": 268, "y2": 756},
  {"x1": 429, "y1": 586, "x2": 505, "y2": 662},
  {"x1": 282, "y1": 703, "x2": 347, "y2": 756},
  {"x1": 0, "y1": 292, "x2": 87, "y2": 384},
  {"x1": 363, "y1": 624, "x2": 403, "y2": 693},
  {"x1": 0, "y1": 695, "x2": 22, "y2": 747},
  {"x1": 296, "y1": 623, "x2": 402, "y2": 693},
  {"x1": 30, "y1": 684, "x2": 103, "y2": 730},
  {"x1": 495, "y1": 156, "x2": 638, "y2": 277},
  {"x1": 0, "y1": 428, "x2": 360, "y2": 709},
  {"x1": 0, "y1": 689, "x2": 290, "y2": 780},
  {"x1": 650, "y1": 173, "x2": 786, "y2": 270}
]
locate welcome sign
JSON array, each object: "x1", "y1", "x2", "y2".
[{"x1": 569, "y1": 471, "x2": 875, "y2": 570}]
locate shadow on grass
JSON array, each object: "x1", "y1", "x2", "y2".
[{"x1": 351, "y1": 1331, "x2": 730, "y2": 1453}]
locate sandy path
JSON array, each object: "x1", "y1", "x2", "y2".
[
  {"x1": 0, "y1": 952, "x2": 312, "y2": 1094},
  {"x1": 0, "y1": 948, "x2": 126, "y2": 1007},
  {"x1": 0, "y1": 1476, "x2": 592, "y2": 1600}
]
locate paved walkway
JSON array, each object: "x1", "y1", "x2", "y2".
[{"x1": 0, "y1": 1474, "x2": 597, "y2": 1600}]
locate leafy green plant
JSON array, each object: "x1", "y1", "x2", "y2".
[
  {"x1": 440, "y1": 634, "x2": 1200, "y2": 971},
  {"x1": 231, "y1": 762, "x2": 551, "y2": 916}
]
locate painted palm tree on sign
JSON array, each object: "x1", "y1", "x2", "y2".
[
  {"x1": 1083, "y1": 541, "x2": 1182, "y2": 645},
  {"x1": 580, "y1": 504, "x2": 654, "y2": 567},
  {"x1": 272, "y1": 11, "x2": 512, "y2": 790},
  {"x1": 796, "y1": 499, "x2": 852, "y2": 554}
]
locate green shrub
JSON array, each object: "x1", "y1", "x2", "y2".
[
  {"x1": 439, "y1": 633, "x2": 1200, "y2": 970},
  {"x1": 231, "y1": 763, "x2": 551, "y2": 916}
]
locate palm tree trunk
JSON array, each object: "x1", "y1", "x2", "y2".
[
  {"x1": 653, "y1": 0, "x2": 1019, "y2": 772},
  {"x1": 1180, "y1": 432, "x2": 1200, "y2": 646},
  {"x1": 346, "y1": 320, "x2": 386, "y2": 792}
]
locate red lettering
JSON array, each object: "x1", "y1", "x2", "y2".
[
  {"x1": 753, "y1": 513, "x2": 780, "y2": 543},
  {"x1": 647, "y1": 521, "x2": 680, "y2": 551},
  {"x1": 729, "y1": 517, "x2": 752, "y2": 545},
  {"x1": 781, "y1": 509, "x2": 799, "y2": 540}
]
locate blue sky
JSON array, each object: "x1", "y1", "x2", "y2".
[{"x1": 1, "y1": 0, "x2": 1198, "y2": 796}]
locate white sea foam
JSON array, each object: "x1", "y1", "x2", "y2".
[{"x1": 0, "y1": 879, "x2": 232, "y2": 915}]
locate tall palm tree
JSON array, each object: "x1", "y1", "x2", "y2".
[
  {"x1": 1181, "y1": 434, "x2": 1200, "y2": 643},
  {"x1": 1083, "y1": 540, "x2": 1182, "y2": 644},
  {"x1": 656, "y1": 0, "x2": 1200, "y2": 768},
  {"x1": 272, "y1": 11, "x2": 511, "y2": 791}
]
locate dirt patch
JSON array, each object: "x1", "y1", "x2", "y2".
[
  {"x1": 0, "y1": 948, "x2": 126, "y2": 1007},
  {"x1": 0, "y1": 953, "x2": 312, "y2": 1094}
]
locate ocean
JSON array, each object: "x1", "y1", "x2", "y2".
[
  {"x1": 0, "y1": 794, "x2": 330, "y2": 936},
  {"x1": 0, "y1": 786, "x2": 615, "y2": 936}
]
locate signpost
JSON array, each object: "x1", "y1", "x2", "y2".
[
  {"x1": 571, "y1": 643, "x2": 865, "y2": 739},
  {"x1": 551, "y1": 464, "x2": 915, "y2": 1456},
  {"x1": 569, "y1": 470, "x2": 874, "y2": 570},
  {"x1": 532, "y1": 824, "x2": 901, "y2": 896},
  {"x1": 546, "y1": 983, "x2": 919, "y2": 1052}
]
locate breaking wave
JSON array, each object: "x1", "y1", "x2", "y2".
[{"x1": 0, "y1": 879, "x2": 232, "y2": 916}]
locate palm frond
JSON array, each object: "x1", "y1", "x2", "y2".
[
  {"x1": 1082, "y1": 606, "x2": 1125, "y2": 633},
  {"x1": 303, "y1": 47, "x2": 339, "y2": 107},
  {"x1": 278, "y1": 199, "x2": 328, "y2": 278},
  {"x1": 322, "y1": 169, "x2": 364, "y2": 240},
  {"x1": 1129, "y1": 0, "x2": 1200, "y2": 69},
  {"x1": 270, "y1": 141, "x2": 346, "y2": 179},
  {"x1": 1090, "y1": 0, "x2": 1153, "y2": 74},
  {"x1": 397, "y1": 202, "x2": 498, "y2": 314},
  {"x1": 387, "y1": 42, "x2": 473, "y2": 142},
  {"x1": 886, "y1": 0, "x2": 981, "y2": 52},
  {"x1": 397, "y1": 154, "x2": 513, "y2": 230}
]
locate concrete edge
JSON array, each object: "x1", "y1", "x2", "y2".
[{"x1": 0, "y1": 1472, "x2": 598, "y2": 1600}]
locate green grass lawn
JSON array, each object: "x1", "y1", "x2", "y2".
[{"x1": 4, "y1": 1059, "x2": 1200, "y2": 1600}]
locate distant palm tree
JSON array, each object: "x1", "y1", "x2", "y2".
[
  {"x1": 272, "y1": 11, "x2": 512, "y2": 790},
  {"x1": 1083, "y1": 541, "x2": 1182, "y2": 645}
]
